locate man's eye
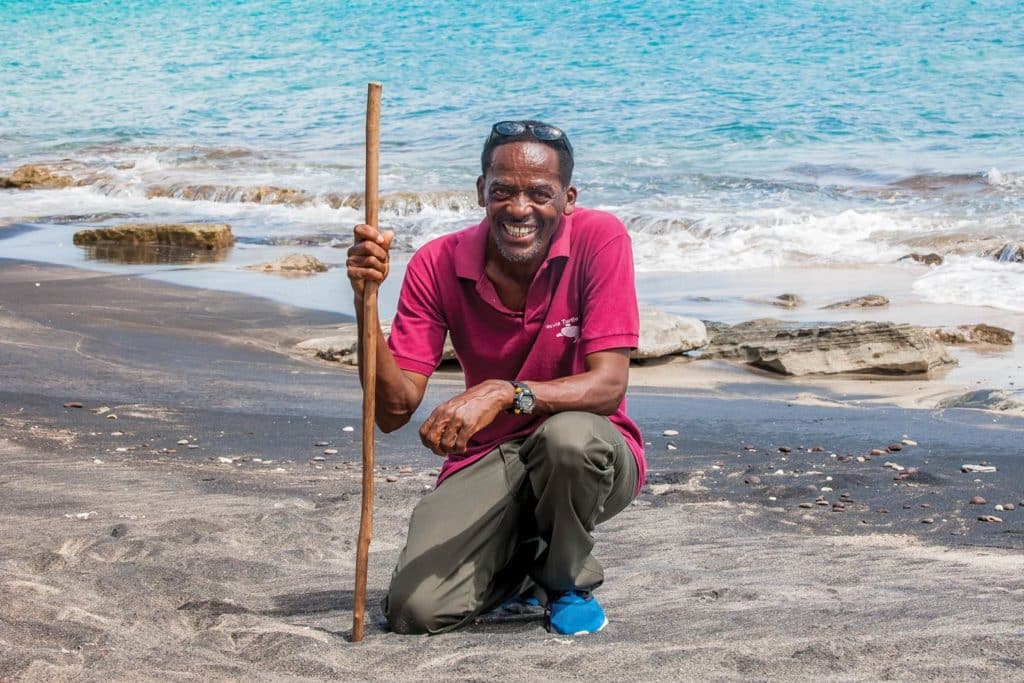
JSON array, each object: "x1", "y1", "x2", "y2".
[
  {"x1": 490, "y1": 188, "x2": 512, "y2": 200},
  {"x1": 530, "y1": 191, "x2": 554, "y2": 203}
]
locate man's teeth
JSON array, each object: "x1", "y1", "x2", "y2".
[{"x1": 504, "y1": 223, "x2": 536, "y2": 238}]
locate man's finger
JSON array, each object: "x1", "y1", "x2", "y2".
[
  {"x1": 418, "y1": 418, "x2": 434, "y2": 449},
  {"x1": 441, "y1": 421, "x2": 462, "y2": 453},
  {"x1": 353, "y1": 223, "x2": 385, "y2": 243},
  {"x1": 347, "y1": 253, "x2": 388, "y2": 273},
  {"x1": 346, "y1": 267, "x2": 386, "y2": 284},
  {"x1": 348, "y1": 240, "x2": 389, "y2": 263},
  {"x1": 452, "y1": 422, "x2": 474, "y2": 455},
  {"x1": 420, "y1": 413, "x2": 449, "y2": 456}
]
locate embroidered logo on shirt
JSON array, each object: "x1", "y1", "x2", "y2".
[{"x1": 547, "y1": 316, "x2": 580, "y2": 342}]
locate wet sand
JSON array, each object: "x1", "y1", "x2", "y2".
[{"x1": 1, "y1": 258, "x2": 1023, "y2": 681}]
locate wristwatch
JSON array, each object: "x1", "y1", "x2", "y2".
[{"x1": 510, "y1": 381, "x2": 536, "y2": 415}]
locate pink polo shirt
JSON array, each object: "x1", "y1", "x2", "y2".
[{"x1": 387, "y1": 207, "x2": 646, "y2": 490}]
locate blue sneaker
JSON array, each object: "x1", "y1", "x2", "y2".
[{"x1": 547, "y1": 591, "x2": 608, "y2": 635}]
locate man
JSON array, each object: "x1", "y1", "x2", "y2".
[{"x1": 346, "y1": 120, "x2": 645, "y2": 636}]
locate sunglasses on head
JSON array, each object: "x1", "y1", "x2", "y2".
[{"x1": 488, "y1": 121, "x2": 574, "y2": 154}]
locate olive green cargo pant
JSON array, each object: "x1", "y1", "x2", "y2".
[{"x1": 383, "y1": 411, "x2": 638, "y2": 635}]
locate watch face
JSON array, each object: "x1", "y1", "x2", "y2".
[{"x1": 518, "y1": 392, "x2": 535, "y2": 414}]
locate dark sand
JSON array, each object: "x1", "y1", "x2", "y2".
[{"x1": 2, "y1": 259, "x2": 1022, "y2": 681}]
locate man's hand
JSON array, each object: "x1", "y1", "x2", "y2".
[
  {"x1": 419, "y1": 380, "x2": 513, "y2": 456},
  {"x1": 346, "y1": 223, "x2": 394, "y2": 299}
]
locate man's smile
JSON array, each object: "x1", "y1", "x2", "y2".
[{"x1": 502, "y1": 222, "x2": 537, "y2": 239}]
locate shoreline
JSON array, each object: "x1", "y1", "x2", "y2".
[
  {"x1": 3, "y1": 218, "x2": 1023, "y2": 394},
  {"x1": 2, "y1": 257, "x2": 1023, "y2": 680}
]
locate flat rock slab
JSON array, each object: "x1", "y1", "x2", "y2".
[
  {"x1": 929, "y1": 323, "x2": 1014, "y2": 346},
  {"x1": 938, "y1": 389, "x2": 1024, "y2": 415},
  {"x1": 245, "y1": 253, "x2": 327, "y2": 275},
  {"x1": 73, "y1": 224, "x2": 234, "y2": 250},
  {"x1": 704, "y1": 319, "x2": 954, "y2": 376},
  {"x1": 822, "y1": 294, "x2": 889, "y2": 309},
  {"x1": 632, "y1": 308, "x2": 707, "y2": 360}
]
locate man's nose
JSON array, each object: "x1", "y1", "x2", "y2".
[{"x1": 507, "y1": 192, "x2": 532, "y2": 218}]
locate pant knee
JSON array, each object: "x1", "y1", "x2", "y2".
[
  {"x1": 532, "y1": 412, "x2": 611, "y2": 472},
  {"x1": 385, "y1": 576, "x2": 474, "y2": 635},
  {"x1": 385, "y1": 587, "x2": 441, "y2": 635}
]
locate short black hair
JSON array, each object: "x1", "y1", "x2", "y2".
[{"x1": 480, "y1": 120, "x2": 574, "y2": 186}]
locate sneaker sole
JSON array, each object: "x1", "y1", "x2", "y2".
[{"x1": 568, "y1": 616, "x2": 608, "y2": 636}]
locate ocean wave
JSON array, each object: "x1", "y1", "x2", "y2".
[
  {"x1": 0, "y1": 161, "x2": 478, "y2": 216},
  {"x1": 35, "y1": 212, "x2": 145, "y2": 225},
  {"x1": 4, "y1": 156, "x2": 1024, "y2": 279},
  {"x1": 146, "y1": 183, "x2": 314, "y2": 206},
  {"x1": 986, "y1": 167, "x2": 1024, "y2": 189},
  {"x1": 786, "y1": 163, "x2": 871, "y2": 180},
  {"x1": 623, "y1": 204, "x2": 1023, "y2": 274},
  {"x1": 77, "y1": 143, "x2": 268, "y2": 164},
  {"x1": 889, "y1": 172, "x2": 989, "y2": 192},
  {"x1": 321, "y1": 191, "x2": 478, "y2": 215},
  {"x1": 625, "y1": 208, "x2": 919, "y2": 273},
  {"x1": 890, "y1": 227, "x2": 1022, "y2": 258},
  {"x1": 139, "y1": 184, "x2": 477, "y2": 216},
  {"x1": 913, "y1": 257, "x2": 1024, "y2": 313}
]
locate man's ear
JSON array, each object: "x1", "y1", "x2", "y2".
[
  {"x1": 476, "y1": 176, "x2": 486, "y2": 207},
  {"x1": 562, "y1": 184, "x2": 578, "y2": 215}
]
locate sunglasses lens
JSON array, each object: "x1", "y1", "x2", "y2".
[
  {"x1": 490, "y1": 121, "x2": 570, "y2": 154},
  {"x1": 529, "y1": 125, "x2": 563, "y2": 141},
  {"x1": 493, "y1": 121, "x2": 527, "y2": 136}
]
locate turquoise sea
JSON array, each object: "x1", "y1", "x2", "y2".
[{"x1": 2, "y1": 0, "x2": 1023, "y2": 316}]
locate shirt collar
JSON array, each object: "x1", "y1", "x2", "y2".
[{"x1": 455, "y1": 211, "x2": 574, "y2": 281}]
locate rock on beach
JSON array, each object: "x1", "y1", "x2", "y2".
[
  {"x1": 770, "y1": 293, "x2": 805, "y2": 308},
  {"x1": 245, "y1": 253, "x2": 328, "y2": 275},
  {"x1": 73, "y1": 223, "x2": 235, "y2": 250},
  {"x1": 940, "y1": 391, "x2": 1024, "y2": 416},
  {"x1": 822, "y1": 294, "x2": 890, "y2": 310},
  {"x1": 928, "y1": 324, "x2": 1014, "y2": 347},
  {"x1": 631, "y1": 308, "x2": 707, "y2": 360},
  {"x1": 983, "y1": 243, "x2": 1024, "y2": 263},
  {"x1": 704, "y1": 319, "x2": 954, "y2": 376},
  {"x1": 898, "y1": 253, "x2": 944, "y2": 266},
  {"x1": 0, "y1": 163, "x2": 77, "y2": 189}
]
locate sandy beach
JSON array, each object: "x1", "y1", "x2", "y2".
[
  {"x1": 2, "y1": 257, "x2": 1023, "y2": 681},
  {"x1": 5, "y1": 1, "x2": 1024, "y2": 678}
]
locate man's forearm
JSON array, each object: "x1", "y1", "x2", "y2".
[
  {"x1": 354, "y1": 297, "x2": 422, "y2": 432},
  {"x1": 520, "y1": 349, "x2": 630, "y2": 417}
]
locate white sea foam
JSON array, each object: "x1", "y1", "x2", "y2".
[
  {"x1": 630, "y1": 155, "x2": 670, "y2": 168},
  {"x1": 127, "y1": 154, "x2": 165, "y2": 173},
  {"x1": 3, "y1": 158, "x2": 1021, "y2": 288},
  {"x1": 913, "y1": 256, "x2": 1024, "y2": 313},
  {"x1": 0, "y1": 185, "x2": 361, "y2": 235},
  {"x1": 623, "y1": 207, "x2": 922, "y2": 272},
  {"x1": 986, "y1": 167, "x2": 1024, "y2": 189}
]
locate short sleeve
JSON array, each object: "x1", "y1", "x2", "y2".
[
  {"x1": 387, "y1": 251, "x2": 448, "y2": 377},
  {"x1": 579, "y1": 231, "x2": 640, "y2": 356}
]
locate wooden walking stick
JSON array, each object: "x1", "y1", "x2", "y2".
[{"x1": 352, "y1": 81, "x2": 382, "y2": 642}]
